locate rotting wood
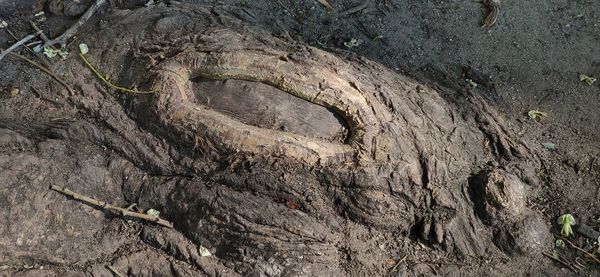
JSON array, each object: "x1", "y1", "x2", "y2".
[
  {"x1": 50, "y1": 185, "x2": 174, "y2": 228},
  {"x1": 574, "y1": 223, "x2": 600, "y2": 240}
]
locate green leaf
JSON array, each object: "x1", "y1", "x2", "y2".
[
  {"x1": 43, "y1": 47, "x2": 58, "y2": 58},
  {"x1": 57, "y1": 48, "x2": 69, "y2": 59},
  {"x1": 466, "y1": 79, "x2": 478, "y2": 88},
  {"x1": 557, "y1": 214, "x2": 576, "y2": 237}
]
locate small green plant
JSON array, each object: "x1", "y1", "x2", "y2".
[
  {"x1": 528, "y1": 110, "x2": 547, "y2": 121},
  {"x1": 579, "y1": 74, "x2": 597, "y2": 85},
  {"x1": 43, "y1": 47, "x2": 69, "y2": 59},
  {"x1": 557, "y1": 214, "x2": 576, "y2": 237},
  {"x1": 344, "y1": 38, "x2": 362, "y2": 49}
]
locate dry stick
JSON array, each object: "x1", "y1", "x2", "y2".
[
  {"x1": 50, "y1": 185, "x2": 174, "y2": 228},
  {"x1": 574, "y1": 257, "x2": 589, "y2": 270},
  {"x1": 5, "y1": 28, "x2": 54, "y2": 69},
  {"x1": 106, "y1": 265, "x2": 126, "y2": 277},
  {"x1": 389, "y1": 255, "x2": 407, "y2": 272},
  {"x1": 5, "y1": 28, "x2": 36, "y2": 56},
  {"x1": 564, "y1": 238, "x2": 600, "y2": 264},
  {"x1": 542, "y1": 251, "x2": 578, "y2": 272},
  {"x1": 339, "y1": 1, "x2": 369, "y2": 17},
  {"x1": 29, "y1": 20, "x2": 50, "y2": 44},
  {"x1": 1, "y1": 50, "x2": 75, "y2": 95},
  {"x1": 40, "y1": 0, "x2": 107, "y2": 49},
  {"x1": 316, "y1": 0, "x2": 334, "y2": 10},
  {"x1": 0, "y1": 30, "x2": 42, "y2": 61}
]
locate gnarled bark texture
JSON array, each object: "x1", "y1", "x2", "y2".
[{"x1": 0, "y1": 2, "x2": 548, "y2": 276}]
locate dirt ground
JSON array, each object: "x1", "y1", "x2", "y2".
[{"x1": 0, "y1": 0, "x2": 599, "y2": 276}]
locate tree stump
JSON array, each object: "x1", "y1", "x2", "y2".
[{"x1": 0, "y1": 3, "x2": 549, "y2": 276}]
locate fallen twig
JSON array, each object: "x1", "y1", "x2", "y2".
[
  {"x1": 5, "y1": 27, "x2": 53, "y2": 69},
  {"x1": 29, "y1": 20, "x2": 50, "y2": 44},
  {"x1": 339, "y1": 1, "x2": 369, "y2": 17},
  {"x1": 0, "y1": 31, "x2": 42, "y2": 62},
  {"x1": 316, "y1": 0, "x2": 334, "y2": 10},
  {"x1": 1, "y1": 49, "x2": 75, "y2": 95},
  {"x1": 543, "y1": 251, "x2": 578, "y2": 272},
  {"x1": 31, "y1": 86, "x2": 63, "y2": 107},
  {"x1": 106, "y1": 265, "x2": 126, "y2": 277},
  {"x1": 40, "y1": 0, "x2": 107, "y2": 49},
  {"x1": 389, "y1": 255, "x2": 407, "y2": 272},
  {"x1": 564, "y1": 238, "x2": 600, "y2": 265},
  {"x1": 50, "y1": 185, "x2": 173, "y2": 228}
]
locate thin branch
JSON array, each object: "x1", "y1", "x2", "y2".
[
  {"x1": 564, "y1": 238, "x2": 600, "y2": 264},
  {"x1": 0, "y1": 31, "x2": 42, "y2": 61},
  {"x1": 339, "y1": 1, "x2": 369, "y2": 17},
  {"x1": 5, "y1": 27, "x2": 53, "y2": 69},
  {"x1": 50, "y1": 185, "x2": 173, "y2": 228},
  {"x1": 106, "y1": 265, "x2": 126, "y2": 277},
  {"x1": 389, "y1": 255, "x2": 407, "y2": 272},
  {"x1": 316, "y1": 0, "x2": 334, "y2": 10},
  {"x1": 29, "y1": 20, "x2": 50, "y2": 44},
  {"x1": 542, "y1": 251, "x2": 578, "y2": 272},
  {"x1": 40, "y1": 0, "x2": 107, "y2": 49},
  {"x1": 1, "y1": 49, "x2": 75, "y2": 95}
]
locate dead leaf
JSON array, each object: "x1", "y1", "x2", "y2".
[{"x1": 317, "y1": 0, "x2": 333, "y2": 10}]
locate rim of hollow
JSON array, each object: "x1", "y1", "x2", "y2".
[{"x1": 149, "y1": 50, "x2": 379, "y2": 165}]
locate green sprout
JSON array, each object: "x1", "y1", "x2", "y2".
[
  {"x1": 344, "y1": 38, "x2": 361, "y2": 49},
  {"x1": 579, "y1": 74, "x2": 597, "y2": 85},
  {"x1": 43, "y1": 47, "x2": 69, "y2": 59},
  {"x1": 528, "y1": 110, "x2": 547, "y2": 121},
  {"x1": 557, "y1": 214, "x2": 576, "y2": 237}
]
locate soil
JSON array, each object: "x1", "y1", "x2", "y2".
[{"x1": 0, "y1": 0, "x2": 599, "y2": 276}]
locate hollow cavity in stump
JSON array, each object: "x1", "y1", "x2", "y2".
[{"x1": 190, "y1": 77, "x2": 349, "y2": 143}]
